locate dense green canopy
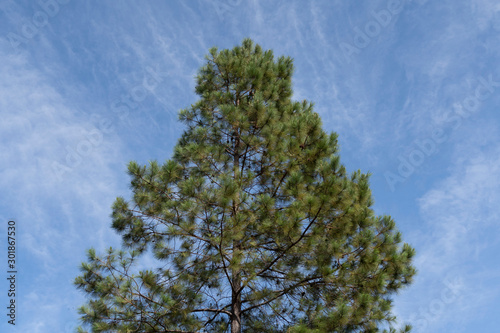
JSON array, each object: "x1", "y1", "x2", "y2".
[{"x1": 75, "y1": 39, "x2": 415, "y2": 333}]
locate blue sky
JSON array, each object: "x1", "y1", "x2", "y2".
[{"x1": 1, "y1": 0, "x2": 499, "y2": 332}]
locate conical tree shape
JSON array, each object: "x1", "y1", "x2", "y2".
[{"x1": 75, "y1": 38, "x2": 416, "y2": 333}]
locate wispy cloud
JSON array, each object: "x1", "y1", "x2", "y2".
[
  {"x1": 0, "y1": 35, "x2": 127, "y2": 331},
  {"x1": 395, "y1": 129, "x2": 500, "y2": 332}
]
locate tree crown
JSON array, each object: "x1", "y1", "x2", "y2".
[{"x1": 75, "y1": 38, "x2": 415, "y2": 333}]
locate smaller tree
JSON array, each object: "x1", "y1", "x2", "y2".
[{"x1": 75, "y1": 39, "x2": 415, "y2": 333}]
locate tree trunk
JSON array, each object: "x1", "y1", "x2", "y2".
[
  {"x1": 231, "y1": 124, "x2": 242, "y2": 333},
  {"x1": 231, "y1": 273, "x2": 242, "y2": 333}
]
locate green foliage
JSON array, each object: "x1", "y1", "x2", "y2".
[{"x1": 75, "y1": 38, "x2": 416, "y2": 332}]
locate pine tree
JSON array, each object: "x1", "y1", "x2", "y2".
[{"x1": 75, "y1": 39, "x2": 416, "y2": 333}]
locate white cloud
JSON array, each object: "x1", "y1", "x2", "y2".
[
  {"x1": 394, "y1": 130, "x2": 500, "y2": 332},
  {"x1": 0, "y1": 37, "x2": 126, "y2": 332}
]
